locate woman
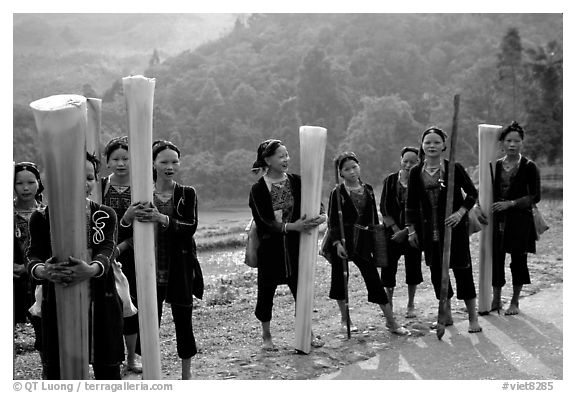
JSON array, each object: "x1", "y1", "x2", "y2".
[
  {"x1": 26, "y1": 153, "x2": 124, "y2": 379},
  {"x1": 327, "y1": 152, "x2": 409, "y2": 335},
  {"x1": 13, "y1": 161, "x2": 45, "y2": 368},
  {"x1": 248, "y1": 139, "x2": 325, "y2": 351},
  {"x1": 379, "y1": 147, "x2": 424, "y2": 318},
  {"x1": 406, "y1": 127, "x2": 482, "y2": 333},
  {"x1": 121, "y1": 140, "x2": 202, "y2": 380},
  {"x1": 101, "y1": 136, "x2": 141, "y2": 373},
  {"x1": 491, "y1": 121, "x2": 541, "y2": 315}
]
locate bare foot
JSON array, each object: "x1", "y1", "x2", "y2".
[
  {"x1": 468, "y1": 320, "x2": 483, "y2": 333},
  {"x1": 262, "y1": 334, "x2": 277, "y2": 351},
  {"x1": 405, "y1": 307, "x2": 417, "y2": 318},
  {"x1": 505, "y1": 303, "x2": 520, "y2": 315}
]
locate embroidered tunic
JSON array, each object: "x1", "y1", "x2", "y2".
[
  {"x1": 267, "y1": 177, "x2": 294, "y2": 224},
  {"x1": 102, "y1": 184, "x2": 131, "y2": 224},
  {"x1": 421, "y1": 169, "x2": 443, "y2": 242}
]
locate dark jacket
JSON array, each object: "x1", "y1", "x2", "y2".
[
  {"x1": 249, "y1": 173, "x2": 302, "y2": 285},
  {"x1": 26, "y1": 201, "x2": 124, "y2": 367},
  {"x1": 493, "y1": 156, "x2": 540, "y2": 254},
  {"x1": 405, "y1": 160, "x2": 477, "y2": 268},
  {"x1": 380, "y1": 171, "x2": 406, "y2": 230},
  {"x1": 118, "y1": 183, "x2": 204, "y2": 305},
  {"x1": 327, "y1": 183, "x2": 379, "y2": 261}
]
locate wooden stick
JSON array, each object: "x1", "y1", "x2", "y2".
[
  {"x1": 477, "y1": 124, "x2": 502, "y2": 314},
  {"x1": 437, "y1": 94, "x2": 460, "y2": 340},
  {"x1": 295, "y1": 125, "x2": 327, "y2": 354},
  {"x1": 29, "y1": 94, "x2": 90, "y2": 379},
  {"x1": 86, "y1": 98, "x2": 102, "y2": 204},
  {"x1": 333, "y1": 160, "x2": 350, "y2": 339},
  {"x1": 122, "y1": 75, "x2": 161, "y2": 379}
]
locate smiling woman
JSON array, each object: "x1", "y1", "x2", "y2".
[{"x1": 119, "y1": 139, "x2": 203, "y2": 380}]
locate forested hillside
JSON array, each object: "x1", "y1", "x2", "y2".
[{"x1": 13, "y1": 13, "x2": 562, "y2": 202}]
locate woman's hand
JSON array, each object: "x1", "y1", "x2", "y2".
[
  {"x1": 445, "y1": 211, "x2": 463, "y2": 228},
  {"x1": 36, "y1": 257, "x2": 72, "y2": 286},
  {"x1": 475, "y1": 205, "x2": 489, "y2": 225},
  {"x1": 492, "y1": 200, "x2": 514, "y2": 212},
  {"x1": 407, "y1": 227, "x2": 419, "y2": 249},
  {"x1": 291, "y1": 214, "x2": 323, "y2": 234},
  {"x1": 61, "y1": 256, "x2": 102, "y2": 286},
  {"x1": 134, "y1": 202, "x2": 169, "y2": 226},
  {"x1": 391, "y1": 227, "x2": 409, "y2": 243},
  {"x1": 122, "y1": 201, "x2": 146, "y2": 225},
  {"x1": 335, "y1": 242, "x2": 348, "y2": 259}
]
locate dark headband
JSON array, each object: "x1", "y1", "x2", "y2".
[
  {"x1": 14, "y1": 161, "x2": 44, "y2": 198},
  {"x1": 152, "y1": 140, "x2": 181, "y2": 160},
  {"x1": 400, "y1": 146, "x2": 419, "y2": 157},
  {"x1": 334, "y1": 151, "x2": 359, "y2": 170},
  {"x1": 421, "y1": 126, "x2": 447, "y2": 143},
  {"x1": 104, "y1": 136, "x2": 129, "y2": 161}
]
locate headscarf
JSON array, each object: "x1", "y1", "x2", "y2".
[{"x1": 252, "y1": 139, "x2": 283, "y2": 169}]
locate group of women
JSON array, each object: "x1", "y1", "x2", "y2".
[{"x1": 13, "y1": 120, "x2": 541, "y2": 379}]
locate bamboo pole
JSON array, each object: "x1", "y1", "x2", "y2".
[
  {"x1": 477, "y1": 124, "x2": 502, "y2": 314},
  {"x1": 437, "y1": 94, "x2": 460, "y2": 340},
  {"x1": 122, "y1": 75, "x2": 161, "y2": 379},
  {"x1": 29, "y1": 94, "x2": 90, "y2": 379},
  {"x1": 295, "y1": 125, "x2": 327, "y2": 354},
  {"x1": 333, "y1": 162, "x2": 350, "y2": 339},
  {"x1": 86, "y1": 98, "x2": 102, "y2": 203}
]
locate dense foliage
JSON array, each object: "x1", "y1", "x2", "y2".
[{"x1": 13, "y1": 14, "x2": 562, "y2": 202}]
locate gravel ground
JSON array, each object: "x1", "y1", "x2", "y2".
[{"x1": 13, "y1": 200, "x2": 563, "y2": 380}]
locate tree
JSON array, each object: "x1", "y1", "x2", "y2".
[
  {"x1": 296, "y1": 47, "x2": 352, "y2": 142},
  {"x1": 522, "y1": 41, "x2": 563, "y2": 162},
  {"x1": 497, "y1": 28, "x2": 523, "y2": 119},
  {"x1": 340, "y1": 96, "x2": 421, "y2": 184},
  {"x1": 195, "y1": 78, "x2": 227, "y2": 151}
]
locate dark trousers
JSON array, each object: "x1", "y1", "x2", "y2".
[
  {"x1": 123, "y1": 313, "x2": 139, "y2": 336},
  {"x1": 329, "y1": 256, "x2": 389, "y2": 305},
  {"x1": 157, "y1": 285, "x2": 197, "y2": 359},
  {"x1": 255, "y1": 277, "x2": 298, "y2": 322},
  {"x1": 428, "y1": 245, "x2": 477, "y2": 300},
  {"x1": 119, "y1": 251, "x2": 140, "y2": 336},
  {"x1": 492, "y1": 251, "x2": 531, "y2": 287},
  {"x1": 380, "y1": 241, "x2": 424, "y2": 288}
]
